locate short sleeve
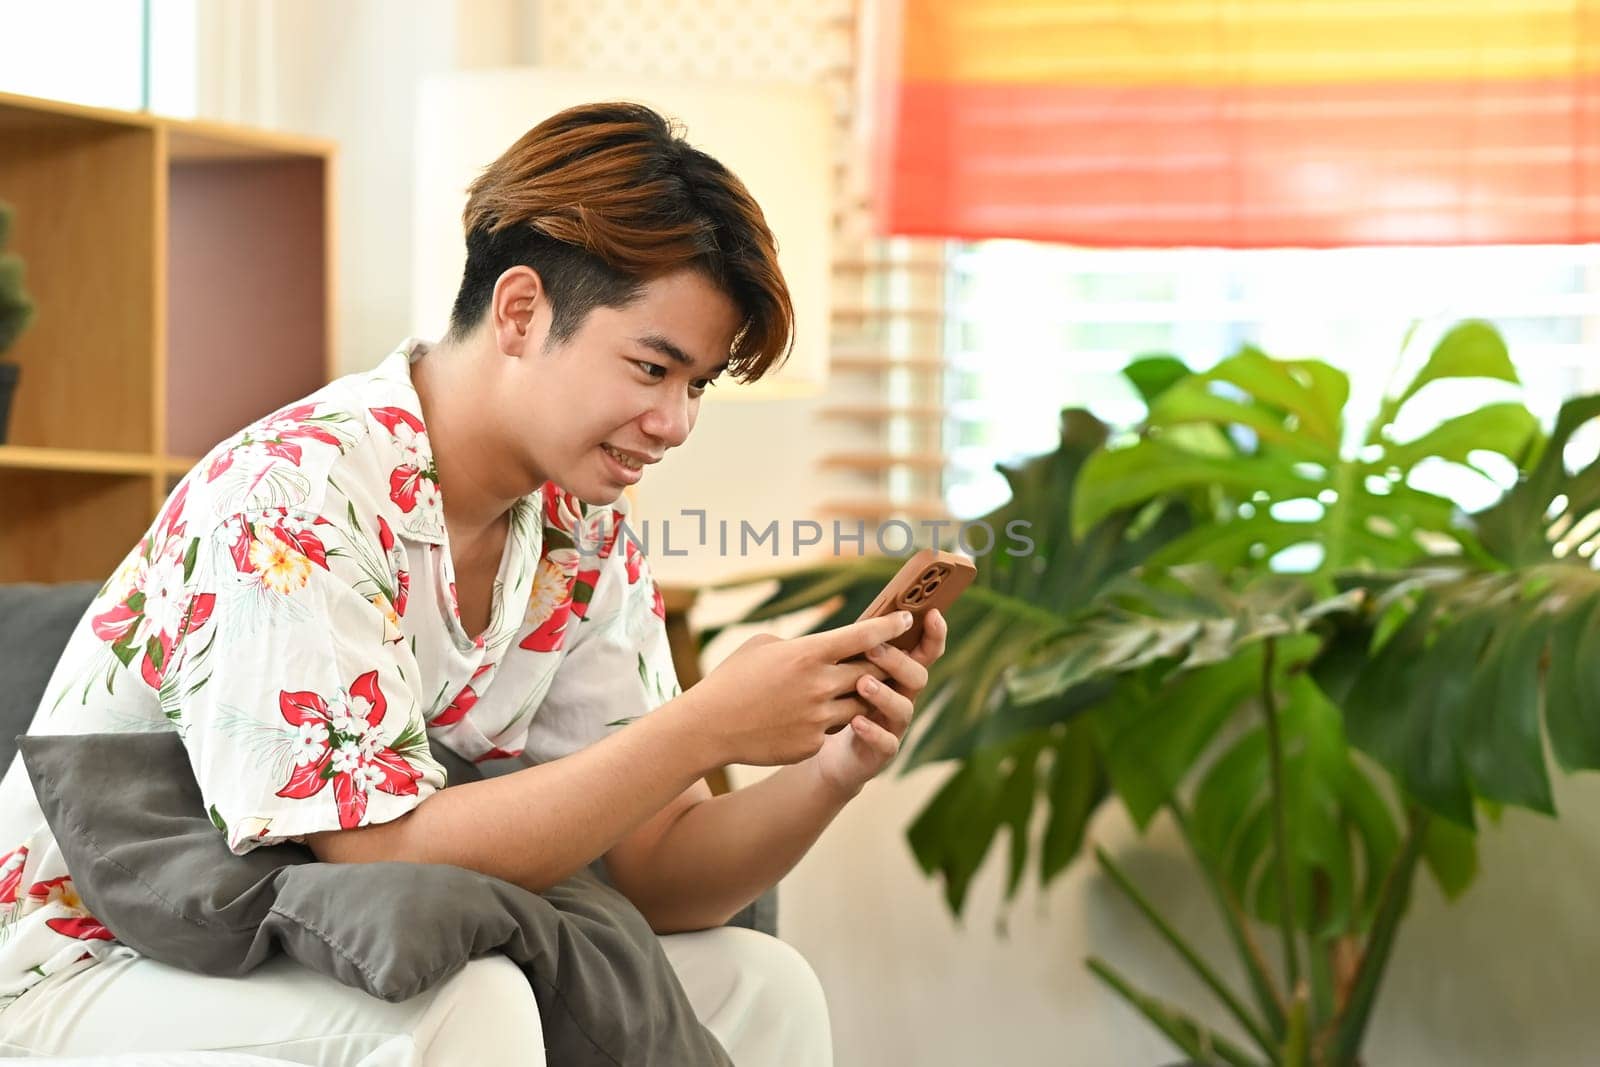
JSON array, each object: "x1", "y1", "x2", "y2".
[
  {"x1": 172, "y1": 510, "x2": 444, "y2": 855},
  {"x1": 523, "y1": 536, "x2": 680, "y2": 766}
]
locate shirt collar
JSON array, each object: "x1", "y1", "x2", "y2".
[
  {"x1": 363, "y1": 340, "x2": 448, "y2": 545},
  {"x1": 365, "y1": 338, "x2": 632, "y2": 550}
]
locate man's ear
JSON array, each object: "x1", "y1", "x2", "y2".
[{"x1": 488, "y1": 266, "x2": 550, "y2": 356}]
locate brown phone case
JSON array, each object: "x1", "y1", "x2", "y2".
[{"x1": 855, "y1": 549, "x2": 977, "y2": 651}]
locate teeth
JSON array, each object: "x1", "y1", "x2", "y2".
[{"x1": 603, "y1": 444, "x2": 642, "y2": 471}]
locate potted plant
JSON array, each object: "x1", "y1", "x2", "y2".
[
  {"x1": 0, "y1": 200, "x2": 36, "y2": 443},
  {"x1": 714, "y1": 321, "x2": 1600, "y2": 1065}
]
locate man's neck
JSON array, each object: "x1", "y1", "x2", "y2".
[{"x1": 410, "y1": 339, "x2": 530, "y2": 540}]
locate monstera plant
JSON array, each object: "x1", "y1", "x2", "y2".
[{"x1": 714, "y1": 321, "x2": 1600, "y2": 1066}]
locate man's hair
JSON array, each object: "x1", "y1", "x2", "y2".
[{"x1": 447, "y1": 101, "x2": 794, "y2": 383}]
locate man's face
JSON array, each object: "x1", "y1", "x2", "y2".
[{"x1": 506, "y1": 268, "x2": 741, "y2": 506}]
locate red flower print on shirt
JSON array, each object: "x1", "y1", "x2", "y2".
[
  {"x1": 155, "y1": 481, "x2": 192, "y2": 542},
  {"x1": 47, "y1": 915, "x2": 115, "y2": 942},
  {"x1": 275, "y1": 670, "x2": 423, "y2": 830},
  {"x1": 91, "y1": 533, "x2": 217, "y2": 692},
  {"x1": 269, "y1": 515, "x2": 332, "y2": 570},
  {"x1": 394, "y1": 570, "x2": 411, "y2": 617},
  {"x1": 370, "y1": 406, "x2": 440, "y2": 515},
  {"x1": 569, "y1": 568, "x2": 602, "y2": 621},
  {"x1": 26, "y1": 876, "x2": 114, "y2": 942},
  {"x1": 594, "y1": 508, "x2": 626, "y2": 559},
  {"x1": 541, "y1": 482, "x2": 584, "y2": 537},
  {"x1": 368, "y1": 515, "x2": 409, "y2": 620},
  {"x1": 0, "y1": 845, "x2": 27, "y2": 906},
  {"x1": 429, "y1": 663, "x2": 493, "y2": 728},
  {"x1": 227, "y1": 511, "x2": 334, "y2": 596},
  {"x1": 623, "y1": 537, "x2": 645, "y2": 585},
  {"x1": 206, "y1": 402, "x2": 350, "y2": 480},
  {"x1": 206, "y1": 450, "x2": 234, "y2": 482},
  {"x1": 518, "y1": 547, "x2": 580, "y2": 653},
  {"x1": 650, "y1": 581, "x2": 666, "y2": 622},
  {"x1": 370, "y1": 405, "x2": 424, "y2": 437}
]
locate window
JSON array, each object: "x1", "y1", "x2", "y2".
[
  {"x1": 0, "y1": 0, "x2": 196, "y2": 115},
  {"x1": 943, "y1": 242, "x2": 1600, "y2": 520}
]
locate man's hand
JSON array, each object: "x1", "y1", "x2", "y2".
[
  {"x1": 809, "y1": 608, "x2": 948, "y2": 799},
  {"x1": 674, "y1": 610, "x2": 917, "y2": 768}
]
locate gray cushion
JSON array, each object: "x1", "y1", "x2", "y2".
[
  {"x1": 20, "y1": 731, "x2": 733, "y2": 1065},
  {"x1": 0, "y1": 581, "x2": 98, "y2": 767}
]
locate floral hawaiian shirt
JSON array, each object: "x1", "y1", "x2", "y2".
[{"x1": 0, "y1": 339, "x2": 681, "y2": 1008}]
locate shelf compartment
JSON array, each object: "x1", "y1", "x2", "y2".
[
  {"x1": 817, "y1": 498, "x2": 952, "y2": 522},
  {"x1": 829, "y1": 355, "x2": 946, "y2": 373},
  {"x1": 820, "y1": 452, "x2": 948, "y2": 472},
  {"x1": 166, "y1": 154, "x2": 330, "y2": 458},
  {"x1": 0, "y1": 467, "x2": 153, "y2": 584},
  {"x1": 0, "y1": 114, "x2": 158, "y2": 453},
  {"x1": 819, "y1": 405, "x2": 948, "y2": 422}
]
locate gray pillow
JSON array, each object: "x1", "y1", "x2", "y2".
[{"x1": 19, "y1": 731, "x2": 731, "y2": 1066}]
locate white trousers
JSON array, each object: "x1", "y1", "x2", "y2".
[{"x1": 0, "y1": 926, "x2": 832, "y2": 1066}]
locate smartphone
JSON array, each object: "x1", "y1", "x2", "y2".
[{"x1": 855, "y1": 548, "x2": 977, "y2": 652}]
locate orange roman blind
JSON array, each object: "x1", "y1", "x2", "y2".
[{"x1": 879, "y1": 0, "x2": 1600, "y2": 246}]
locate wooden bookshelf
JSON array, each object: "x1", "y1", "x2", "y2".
[
  {"x1": 0, "y1": 91, "x2": 335, "y2": 583},
  {"x1": 829, "y1": 354, "x2": 946, "y2": 373},
  {"x1": 819, "y1": 404, "x2": 948, "y2": 422},
  {"x1": 819, "y1": 451, "x2": 949, "y2": 472},
  {"x1": 817, "y1": 498, "x2": 953, "y2": 522}
]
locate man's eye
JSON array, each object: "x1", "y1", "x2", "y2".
[
  {"x1": 635, "y1": 361, "x2": 668, "y2": 380},
  {"x1": 691, "y1": 378, "x2": 717, "y2": 393}
]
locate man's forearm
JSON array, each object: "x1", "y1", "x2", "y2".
[
  {"x1": 620, "y1": 757, "x2": 856, "y2": 934},
  {"x1": 308, "y1": 697, "x2": 716, "y2": 891}
]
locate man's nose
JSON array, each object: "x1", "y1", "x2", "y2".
[{"x1": 644, "y1": 390, "x2": 693, "y2": 448}]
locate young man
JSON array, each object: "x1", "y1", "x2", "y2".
[{"x1": 0, "y1": 103, "x2": 945, "y2": 1064}]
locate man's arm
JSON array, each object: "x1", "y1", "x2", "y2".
[
  {"x1": 604, "y1": 759, "x2": 855, "y2": 934},
  {"x1": 309, "y1": 612, "x2": 915, "y2": 892},
  {"x1": 609, "y1": 611, "x2": 946, "y2": 934},
  {"x1": 307, "y1": 696, "x2": 718, "y2": 892}
]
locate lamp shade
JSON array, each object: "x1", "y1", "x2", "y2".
[{"x1": 412, "y1": 67, "x2": 832, "y2": 397}]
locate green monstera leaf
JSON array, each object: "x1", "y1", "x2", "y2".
[
  {"x1": 1472, "y1": 392, "x2": 1600, "y2": 568},
  {"x1": 1072, "y1": 322, "x2": 1539, "y2": 576},
  {"x1": 998, "y1": 566, "x2": 1398, "y2": 933},
  {"x1": 1324, "y1": 563, "x2": 1600, "y2": 828},
  {"x1": 1187, "y1": 673, "x2": 1401, "y2": 937},
  {"x1": 906, "y1": 722, "x2": 1107, "y2": 918}
]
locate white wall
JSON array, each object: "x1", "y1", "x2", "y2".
[{"x1": 194, "y1": 0, "x2": 532, "y2": 377}]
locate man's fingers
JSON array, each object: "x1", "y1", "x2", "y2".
[
  {"x1": 807, "y1": 610, "x2": 914, "y2": 663},
  {"x1": 863, "y1": 641, "x2": 929, "y2": 694},
  {"x1": 848, "y1": 714, "x2": 901, "y2": 759},
  {"x1": 821, "y1": 661, "x2": 891, "y2": 698},
  {"x1": 853, "y1": 671, "x2": 914, "y2": 736},
  {"x1": 913, "y1": 608, "x2": 948, "y2": 666},
  {"x1": 826, "y1": 695, "x2": 872, "y2": 733}
]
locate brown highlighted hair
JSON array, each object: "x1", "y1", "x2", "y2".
[{"x1": 448, "y1": 101, "x2": 794, "y2": 383}]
